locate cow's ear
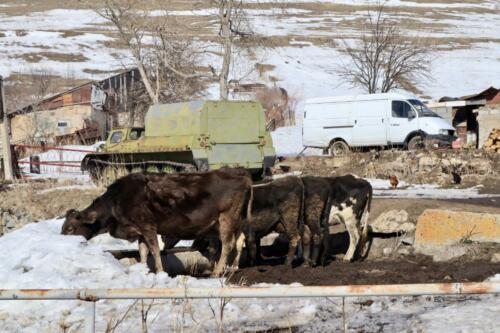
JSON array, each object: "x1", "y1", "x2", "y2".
[
  {"x1": 82, "y1": 210, "x2": 99, "y2": 224},
  {"x1": 66, "y1": 209, "x2": 79, "y2": 219}
]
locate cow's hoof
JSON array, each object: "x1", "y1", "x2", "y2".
[
  {"x1": 211, "y1": 268, "x2": 224, "y2": 278},
  {"x1": 342, "y1": 257, "x2": 353, "y2": 262},
  {"x1": 301, "y1": 260, "x2": 313, "y2": 268}
]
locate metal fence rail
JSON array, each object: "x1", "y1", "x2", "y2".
[{"x1": 1, "y1": 282, "x2": 499, "y2": 333}]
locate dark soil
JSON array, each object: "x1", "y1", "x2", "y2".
[{"x1": 229, "y1": 255, "x2": 500, "y2": 286}]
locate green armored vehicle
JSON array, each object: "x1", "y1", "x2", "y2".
[{"x1": 82, "y1": 100, "x2": 276, "y2": 182}]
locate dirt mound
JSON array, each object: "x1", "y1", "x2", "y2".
[
  {"x1": 0, "y1": 180, "x2": 103, "y2": 235},
  {"x1": 229, "y1": 255, "x2": 500, "y2": 286},
  {"x1": 277, "y1": 149, "x2": 500, "y2": 188}
]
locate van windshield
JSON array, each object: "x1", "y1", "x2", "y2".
[{"x1": 408, "y1": 99, "x2": 440, "y2": 117}]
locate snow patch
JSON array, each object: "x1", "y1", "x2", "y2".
[{"x1": 0, "y1": 219, "x2": 314, "y2": 332}]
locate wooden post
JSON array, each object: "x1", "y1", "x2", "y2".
[{"x1": 0, "y1": 76, "x2": 14, "y2": 181}]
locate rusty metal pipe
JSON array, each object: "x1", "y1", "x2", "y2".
[{"x1": 1, "y1": 282, "x2": 499, "y2": 301}]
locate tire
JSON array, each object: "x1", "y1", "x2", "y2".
[
  {"x1": 329, "y1": 141, "x2": 349, "y2": 156},
  {"x1": 407, "y1": 136, "x2": 424, "y2": 151}
]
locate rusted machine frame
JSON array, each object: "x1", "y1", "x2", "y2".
[
  {"x1": 1, "y1": 282, "x2": 499, "y2": 333},
  {"x1": 1, "y1": 282, "x2": 499, "y2": 300}
]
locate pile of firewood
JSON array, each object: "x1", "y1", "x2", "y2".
[{"x1": 483, "y1": 128, "x2": 500, "y2": 152}]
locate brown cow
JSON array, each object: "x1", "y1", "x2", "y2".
[
  {"x1": 61, "y1": 169, "x2": 252, "y2": 276},
  {"x1": 169, "y1": 176, "x2": 305, "y2": 267}
]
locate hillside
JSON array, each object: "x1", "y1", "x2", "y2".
[{"x1": 0, "y1": 0, "x2": 499, "y2": 100}]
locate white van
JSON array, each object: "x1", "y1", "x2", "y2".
[{"x1": 302, "y1": 93, "x2": 456, "y2": 155}]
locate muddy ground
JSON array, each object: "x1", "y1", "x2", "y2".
[
  {"x1": 229, "y1": 255, "x2": 500, "y2": 286},
  {"x1": 227, "y1": 195, "x2": 500, "y2": 285}
]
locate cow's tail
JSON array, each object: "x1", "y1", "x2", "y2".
[
  {"x1": 297, "y1": 178, "x2": 306, "y2": 260},
  {"x1": 359, "y1": 186, "x2": 372, "y2": 258},
  {"x1": 246, "y1": 183, "x2": 253, "y2": 225}
]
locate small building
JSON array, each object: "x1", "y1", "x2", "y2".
[
  {"x1": 427, "y1": 87, "x2": 500, "y2": 148},
  {"x1": 6, "y1": 68, "x2": 142, "y2": 145},
  {"x1": 8, "y1": 82, "x2": 107, "y2": 144},
  {"x1": 229, "y1": 80, "x2": 295, "y2": 130}
]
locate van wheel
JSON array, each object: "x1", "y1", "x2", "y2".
[
  {"x1": 407, "y1": 136, "x2": 424, "y2": 150},
  {"x1": 329, "y1": 141, "x2": 349, "y2": 156}
]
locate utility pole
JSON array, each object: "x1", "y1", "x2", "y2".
[{"x1": 0, "y1": 76, "x2": 14, "y2": 181}]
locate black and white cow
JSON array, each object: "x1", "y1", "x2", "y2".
[{"x1": 323, "y1": 175, "x2": 372, "y2": 263}]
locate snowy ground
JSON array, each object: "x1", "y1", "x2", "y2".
[
  {"x1": 0, "y1": 219, "x2": 315, "y2": 332},
  {"x1": 367, "y1": 179, "x2": 497, "y2": 199},
  {"x1": 0, "y1": 219, "x2": 498, "y2": 332},
  {"x1": 0, "y1": 1, "x2": 499, "y2": 100}
]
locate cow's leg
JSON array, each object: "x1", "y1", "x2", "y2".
[
  {"x1": 285, "y1": 231, "x2": 300, "y2": 267},
  {"x1": 161, "y1": 236, "x2": 180, "y2": 252},
  {"x1": 302, "y1": 225, "x2": 312, "y2": 266},
  {"x1": 143, "y1": 231, "x2": 164, "y2": 273},
  {"x1": 304, "y1": 192, "x2": 330, "y2": 266},
  {"x1": 255, "y1": 237, "x2": 263, "y2": 265},
  {"x1": 311, "y1": 232, "x2": 322, "y2": 266},
  {"x1": 212, "y1": 213, "x2": 236, "y2": 277},
  {"x1": 308, "y1": 218, "x2": 323, "y2": 267},
  {"x1": 321, "y1": 206, "x2": 342, "y2": 266},
  {"x1": 139, "y1": 237, "x2": 149, "y2": 264},
  {"x1": 231, "y1": 231, "x2": 245, "y2": 271},
  {"x1": 320, "y1": 228, "x2": 330, "y2": 266},
  {"x1": 245, "y1": 225, "x2": 257, "y2": 266},
  {"x1": 343, "y1": 214, "x2": 360, "y2": 262}
]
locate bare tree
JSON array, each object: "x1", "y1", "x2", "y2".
[
  {"x1": 338, "y1": 2, "x2": 432, "y2": 94},
  {"x1": 204, "y1": 0, "x2": 253, "y2": 100},
  {"x1": 88, "y1": 0, "x2": 205, "y2": 106},
  {"x1": 91, "y1": 0, "x2": 260, "y2": 103},
  {"x1": 4, "y1": 66, "x2": 59, "y2": 143}
]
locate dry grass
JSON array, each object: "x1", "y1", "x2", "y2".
[
  {"x1": 18, "y1": 52, "x2": 89, "y2": 63},
  {"x1": 0, "y1": 179, "x2": 104, "y2": 229}
]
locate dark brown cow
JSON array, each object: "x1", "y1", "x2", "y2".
[
  {"x1": 301, "y1": 176, "x2": 331, "y2": 266},
  {"x1": 245, "y1": 176, "x2": 304, "y2": 266},
  {"x1": 61, "y1": 169, "x2": 252, "y2": 276}
]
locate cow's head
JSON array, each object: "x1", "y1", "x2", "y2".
[{"x1": 61, "y1": 209, "x2": 99, "y2": 240}]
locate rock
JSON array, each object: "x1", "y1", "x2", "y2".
[
  {"x1": 491, "y1": 253, "x2": 500, "y2": 263},
  {"x1": 382, "y1": 247, "x2": 393, "y2": 256},
  {"x1": 119, "y1": 258, "x2": 138, "y2": 266},
  {"x1": 401, "y1": 232, "x2": 415, "y2": 246},
  {"x1": 415, "y1": 209, "x2": 500, "y2": 249},
  {"x1": 418, "y1": 244, "x2": 468, "y2": 262},
  {"x1": 370, "y1": 210, "x2": 415, "y2": 234},
  {"x1": 418, "y1": 156, "x2": 439, "y2": 171},
  {"x1": 388, "y1": 162, "x2": 407, "y2": 174},
  {"x1": 468, "y1": 159, "x2": 491, "y2": 175},
  {"x1": 397, "y1": 247, "x2": 411, "y2": 256},
  {"x1": 3, "y1": 212, "x2": 18, "y2": 230}
]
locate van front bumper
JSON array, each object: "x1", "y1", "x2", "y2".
[{"x1": 424, "y1": 134, "x2": 456, "y2": 148}]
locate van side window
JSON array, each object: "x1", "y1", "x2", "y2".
[
  {"x1": 110, "y1": 131, "x2": 123, "y2": 143},
  {"x1": 392, "y1": 101, "x2": 411, "y2": 118}
]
